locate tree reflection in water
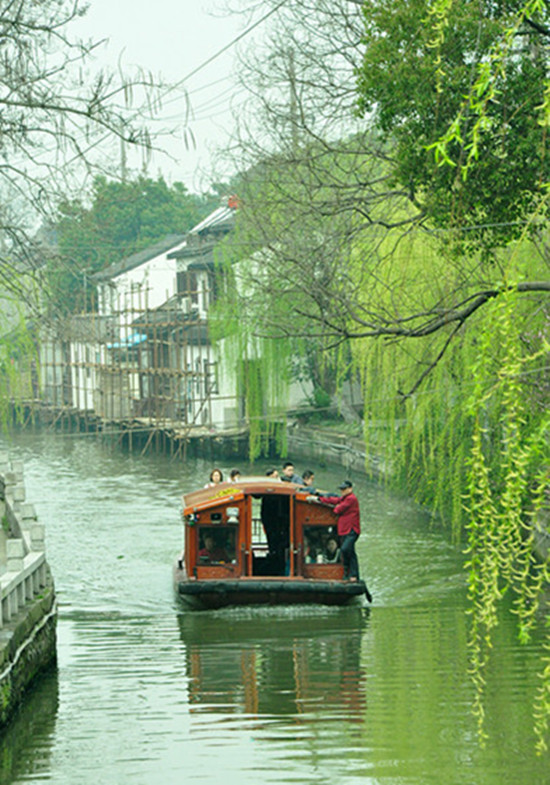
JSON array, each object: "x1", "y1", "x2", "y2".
[{"x1": 0, "y1": 667, "x2": 58, "y2": 785}]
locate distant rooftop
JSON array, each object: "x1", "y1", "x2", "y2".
[
  {"x1": 93, "y1": 198, "x2": 238, "y2": 280},
  {"x1": 190, "y1": 204, "x2": 236, "y2": 236},
  {"x1": 168, "y1": 203, "x2": 237, "y2": 262},
  {"x1": 94, "y1": 234, "x2": 187, "y2": 281}
]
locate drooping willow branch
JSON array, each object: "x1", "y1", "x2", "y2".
[{"x1": 342, "y1": 281, "x2": 550, "y2": 339}]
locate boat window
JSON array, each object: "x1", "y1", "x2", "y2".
[
  {"x1": 303, "y1": 525, "x2": 340, "y2": 564},
  {"x1": 197, "y1": 526, "x2": 236, "y2": 564}
]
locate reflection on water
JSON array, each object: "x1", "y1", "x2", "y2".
[
  {"x1": 0, "y1": 669, "x2": 58, "y2": 785},
  {"x1": 0, "y1": 430, "x2": 547, "y2": 784},
  {"x1": 175, "y1": 603, "x2": 550, "y2": 785},
  {"x1": 179, "y1": 607, "x2": 369, "y2": 721}
]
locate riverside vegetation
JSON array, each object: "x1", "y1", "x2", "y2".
[
  {"x1": 0, "y1": 0, "x2": 548, "y2": 753},
  {"x1": 211, "y1": 0, "x2": 550, "y2": 752}
]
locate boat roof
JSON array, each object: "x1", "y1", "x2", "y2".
[{"x1": 183, "y1": 477, "x2": 304, "y2": 510}]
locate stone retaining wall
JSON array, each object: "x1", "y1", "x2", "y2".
[
  {"x1": 286, "y1": 422, "x2": 386, "y2": 477},
  {"x1": 0, "y1": 454, "x2": 57, "y2": 728}
]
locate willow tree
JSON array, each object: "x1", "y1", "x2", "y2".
[
  {"x1": 215, "y1": 0, "x2": 416, "y2": 443},
  {"x1": 353, "y1": 0, "x2": 550, "y2": 749},
  {"x1": 218, "y1": 0, "x2": 550, "y2": 748}
]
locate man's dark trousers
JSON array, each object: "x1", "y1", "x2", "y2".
[{"x1": 340, "y1": 530, "x2": 359, "y2": 579}]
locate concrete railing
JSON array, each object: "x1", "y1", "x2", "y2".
[{"x1": 0, "y1": 454, "x2": 48, "y2": 627}]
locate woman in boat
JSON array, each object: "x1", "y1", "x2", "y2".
[
  {"x1": 205, "y1": 468, "x2": 224, "y2": 487},
  {"x1": 301, "y1": 469, "x2": 316, "y2": 492},
  {"x1": 324, "y1": 536, "x2": 341, "y2": 564}
]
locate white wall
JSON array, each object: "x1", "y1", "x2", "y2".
[
  {"x1": 98, "y1": 241, "x2": 186, "y2": 332},
  {"x1": 69, "y1": 341, "x2": 99, "y2": 411}
]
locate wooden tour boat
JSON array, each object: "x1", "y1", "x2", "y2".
[{"x1": 174, "y1": 476, "x2": 370, "y2": 610}]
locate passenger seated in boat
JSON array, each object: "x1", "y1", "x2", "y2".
[
  {"x1": 300, "y1": 471, "x2": 330, "y2": 497},
  {"x1": 323, "y1": 537, "x2": 341, "y2": 563},
  {"x1": 301, "y1": 470, "x2": 316, "y2": 492},
  {"x1": 198, "y1": 533, "x2": 230, "y2": 563},
  {"x1": 281, "y1": 461, "x2": 303, "y2": 484},
  {"x1": 205, "y1": 468, "x2": 223, "y2": 488},
  {"x1": 229, "y1": 468, "x2": 241, "y2": 482}
]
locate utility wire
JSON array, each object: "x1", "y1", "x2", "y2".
[
  {"x1": 1, "y1": 2, "x2": 289, "y2": 174},
  {"x1": 165, "y1": 0, "x2": 291, "y2": 93}
]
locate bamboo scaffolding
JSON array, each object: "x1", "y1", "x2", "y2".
[{"x1": 26, "y1": 273, "x2": 244, "y2": 457}]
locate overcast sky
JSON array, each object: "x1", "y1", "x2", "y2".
[{"x1": 73, "y1": 0, "x2": 252, "y2": 192}]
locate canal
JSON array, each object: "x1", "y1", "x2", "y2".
[{"x1": 0, "y1": 430, "x2": 547, "y2": 784}]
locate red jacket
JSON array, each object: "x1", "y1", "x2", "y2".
[{"x1": 323, "y1": 493, "x2": 361, "y2": 537}]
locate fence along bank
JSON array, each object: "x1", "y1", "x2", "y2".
[{"x1": 0, "y1": 454, "x2": 56, "y2": 726}]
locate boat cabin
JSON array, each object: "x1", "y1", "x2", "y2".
[{"x1": 180, "y1": 477, "x2": 344, "y2": 581}]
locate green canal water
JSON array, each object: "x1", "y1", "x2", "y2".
[{"x1": 0, "y1": 430, "x2": 548, "y2": 785}]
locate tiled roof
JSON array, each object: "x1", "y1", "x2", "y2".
[
  {"x1": 93, "y1": 202, "x2": 236, "y2": 280},
  {"x1": 190, "y1": 205, "x2": 235, "y2": 235},
  {"x1": 94, "y1": 234, "x2": 187, "y2": 281}
]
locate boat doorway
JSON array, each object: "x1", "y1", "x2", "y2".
[{"x1": 251, "y1": 494, "x2": 291, "y2": 577}]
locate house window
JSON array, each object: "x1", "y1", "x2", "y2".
[
  {"x1": 205, "y1": 360, "x2": 218, "y2": 395},
  {"x1": 177, "y1": 270, "x2": 199, "y2": 304}
]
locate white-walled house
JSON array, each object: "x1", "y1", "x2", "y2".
[
  {"x1": 95, "y1": 233, "x2": 187, "y2": 332},
  {"x1": 55, "y1": 198, "x2": 310, "y2": 432},
  {"x1": 90, "y1": 233, "x2": 189, "y2": 421},
  {"x1": 87, "y1": 203, "x2": 244, "y2": 429},
  {"x1": 164, "y1": 202, "x2": 241, "y2": 428},
  {"x1": 167, "y1": 207, "x2": 312, "y2": 429},
  {"x1": 47, "y1": 233, "x2": 189, "y2": 422}
]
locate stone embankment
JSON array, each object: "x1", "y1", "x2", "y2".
[
  {"x1": 286, "y1": 422, "x2": 385, "y2": 478},
  {"x1": 0, "y1": 455, "x2": 56, "y2": 727}
]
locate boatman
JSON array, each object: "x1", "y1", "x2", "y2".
[{"x1": 320, "y1": 480, "x2": 362, "y2": 582}]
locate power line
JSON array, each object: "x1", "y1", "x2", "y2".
[
  {"x1": 134, "y1": 0, "x2": 291, "y2": 137},
  {"x1": 188, "y1": 75, "x2": 234, "y2": 97},
  {"x1": 0, "y1": 2, "x2": 289, "y2": 180},
  {"x1": 165, "y1": 0, "x2": 290, "y2": 94}
]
